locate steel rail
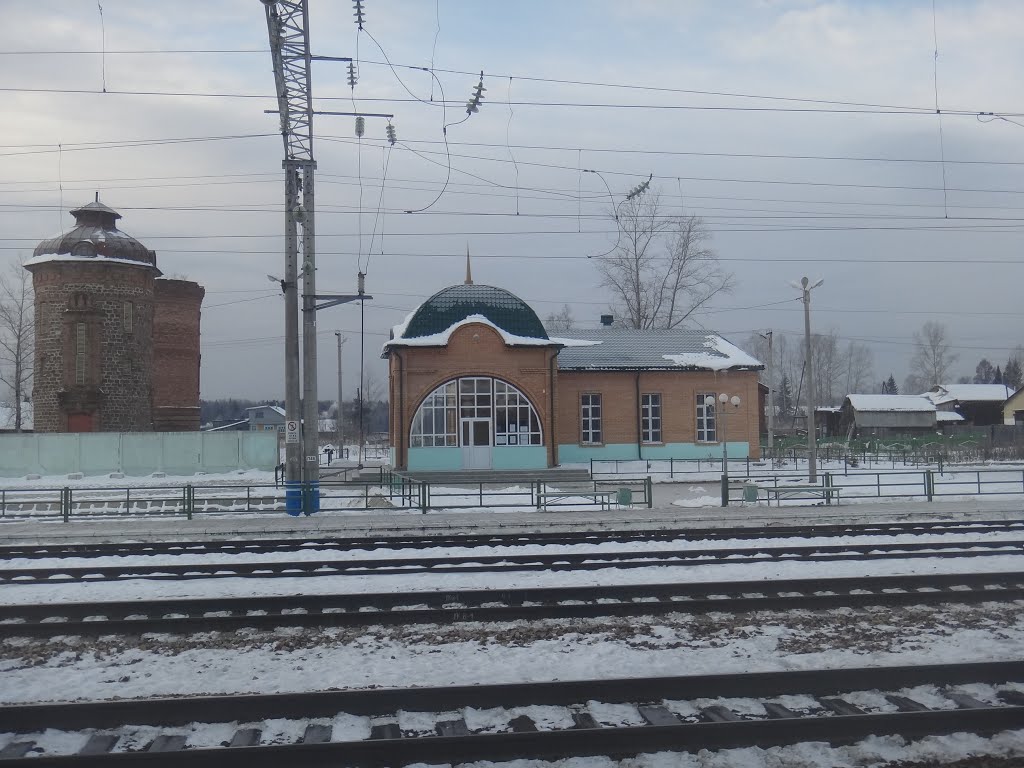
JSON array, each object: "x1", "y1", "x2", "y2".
[
  {"x1": 0, "y1": 662, "x2": 1021, "y2": 765},
  {"x1": 2, "y1": 539, "x2": 1023, "y2": 584},
  {"x1": 2, "y1": 571, "x2": 1022, "y2": 639},
  {"x1": 3, "y1": 518, "x2": 1022, "y2": 559}
]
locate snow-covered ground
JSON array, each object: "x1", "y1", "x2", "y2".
[{"x1": 2, "y1": 471, "x2": 1022, "y2": 766}]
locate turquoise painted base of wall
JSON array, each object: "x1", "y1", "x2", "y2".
[
  {"x1": 407, "y1": 447, "x2": 462, "y2": 471},
  {"x1": 407, "y1": 445, "x2": 548, "y2": 471},
  {"x1": 558, "y1": 441, "x2": 749, "y2": 464},
  {"x1": 492, "y1": 446, "x2": 547, "y2": 470}
]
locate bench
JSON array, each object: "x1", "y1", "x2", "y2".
[
  {"x1": 537, "y1": 488, "x2": 615, "y2": 511},
  {"x1": 764, "y1": 486, "x2": 841, "y2": 506}
]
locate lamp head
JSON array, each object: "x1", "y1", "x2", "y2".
[
  {"x1": 718, "y1": 393, "x2": 729, "y2": 404},
  {"x1": 703, "y1": 395, "x2": 716, "y2": 408},
  {"x1": 730, "y1": 395, "x2": 741, "y2": 407}
]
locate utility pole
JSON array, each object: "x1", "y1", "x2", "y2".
[
  {"x1": 335, "y1": 332, "x2": 346, "y2": 456},
  {"x1": 798, "y1": 277, "x2": 824, "y2": 483},
  {"x1": 760, "y1": 330, "x2": 775, "y2": 455}
]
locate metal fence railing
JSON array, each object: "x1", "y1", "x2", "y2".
[{"x1": 0, "y1": 471, "x2": 652, "y2": 522}]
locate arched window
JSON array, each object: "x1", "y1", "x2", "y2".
[
  {"x1": 410, "y1": 377, "x2": 542, "y2": 447},
  {"x1": 410, "y1": 381, "x2": 457, "y2": 447}
]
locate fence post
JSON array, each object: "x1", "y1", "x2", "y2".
[
  {"x1": 670, "y1": 458, "x2": 674, "y2": 479},
  {"x1": 479, "y1": 483, "x2": 483, "y2": 507},
  {"x1": 1, "y1": 489, "x2": 4, "y2": 518},
  {"x1": 186, "y1": 484, "x2": 194, "y2": 520},
  {"x1": 824, "y1": 473, "x2": 831, "y2": 505},
  {"x1": 646, "y1": 476, "x2": 653, "y2": 508},
  {"x1": 62, "y1": 487, "x2": 71, "y2": 523},
  {"x1": 926, "y1": 470, "x2": 934, "y2": 502}
]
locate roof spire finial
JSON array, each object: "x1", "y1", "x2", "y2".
[
  {"x1": 95, "y1": 190, "x2": 99, "y2": 203},
  {"x1": 464, "y1": 244, "x2": 473, "y2": 285}
]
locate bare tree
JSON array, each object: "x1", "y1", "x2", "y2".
[
  {"x1": 544, "y1": 304, "x2": 576, "y2": 333},
  {"x1": 0, "y1": 261, "x2": 34, "y2": 431},
  {"x1": 843, "y1": 341, "x2": 875, "y2": 394},
  {"x1": 595, "y1": 191, "x2": 734, "y2": 329},
  {"x1": 905, "y1": 321, "x2": 958, "y2": 393}
]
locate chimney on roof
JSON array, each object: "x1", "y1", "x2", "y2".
[{"x1": 600, "y1": 314, "x2": 613, "y2": 326}]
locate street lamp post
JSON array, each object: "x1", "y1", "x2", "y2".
[
  {"x1": 707, "y1": 393, "x2": 741, "y2": 506},
  {"x1": 334, "y1": 332, "x2": 346, "y2": 459}
]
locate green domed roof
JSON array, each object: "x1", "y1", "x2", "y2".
[{"x1": 400, "y1": 284, "x2": 549, "y2": 341}]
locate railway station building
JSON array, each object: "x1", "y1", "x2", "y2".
[{"x1": 383, "y1": 279, "x2": 763, "y2": 472}]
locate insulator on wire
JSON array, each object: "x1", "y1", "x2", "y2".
[
  {"x1": 386, "y1": 124, "x2": 397, "y2": 146},
  {"x1": 352, "y1": 0, "x2": 365, "y2": 29},
  {"x1": 626, "y1": 173, "x2": 653, "y2": 201},
  {"x1": 355, "y1": 116, "x2": 365, "y2": 138},
  {"x1": 466, "y1": 71, "x2": 486, "y2": 115},
  {"x1": 347, "y1": 62, "x2": 358, "y2": 88}
]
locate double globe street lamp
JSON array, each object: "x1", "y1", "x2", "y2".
[{"x1": 705, "y1": 392, "x2": 741, "y2": 506}]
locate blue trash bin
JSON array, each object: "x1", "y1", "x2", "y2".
[{"x1": 285, "y1": 480, "x2": 302, "y2": 516}]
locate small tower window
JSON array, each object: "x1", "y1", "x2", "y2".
[
  {"x1": 75, "y1": 323, "x2": 87, "y2": 385},
  {"x1": 123, "y1": 301, "x2": 133, "y2": 333}
]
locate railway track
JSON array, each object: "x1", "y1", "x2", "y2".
[
  {"x1": 2, "y1": 538, "x2": 1023, "y2": 584},
  {"x1": 2, "y1": 571, "x2": 1022, "y2": 639},
  {"x1": 4, "y1": 517, "x2": 1022, "y2": 559},
  {"x1": 1, "y1": 661, "x2": 1021, "y2": 765}
]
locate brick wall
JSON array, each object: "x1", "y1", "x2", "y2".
[
  {"x1": 28, "y1": 260, "x2": 156, "y2": 432},
  {"x1": 556, "y1": 369, "x2": 761, "y2": 459},
  {"x1": 388, "y1": 323, "x2": 559, "y2": 468},
  {"x1": 152, "y1": 279, "x2": 205, "y2": 431}
]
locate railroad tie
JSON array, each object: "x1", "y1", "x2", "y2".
[
  {"x1": 79, "y1": 734, "x2": 119, "y2": 755},
  {"x1": 818, "y1": 698, "x2": 866, "y2": 716},
  {"x1": 761, "y1": 702, "x2": 800, "y2": 719},
  {"x1": 435, "y1": 719, "x2": 470, "y2": 737},
  {"x1": 885, "y1": 695, "x2": 931, "y2": 712},
  {"x1": 227, "y1": 728, "x2": 262, "y2": 747},
  {"x1": 700, "y1": 705, "x2": 741, "y2": 722},
  {"x1": 147, "y1": 735, "x2": 187, "y2": 752},
  {"x1": 0, "y1": 742, "x2": 35, "y2": 758},
  {"x1": 638, "y1": 704, "x2": 680, "y2": 726},
  {"x1": 946, "y1": 692, "x2": 993, "y2": 709},
  {"x1": 508, "y1": 715, "x2": 538, "y2": 732},
  {"x1": 369, "y1": 723, "x2": 402, "y2": 740},
  {"x1": 301, "y1": 724, "x2": 333, "y2": 744},
  {"x1": 571, "y1": 712, "x2": 600, "y2": 729},
  {"x1": 998, "y1": 689, "x2": 1024, "y2": 706}
]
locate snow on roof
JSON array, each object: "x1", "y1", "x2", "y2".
[
  {"x1": 245, "y1": 405, "x2": 286, "y2": 416},
  {"x1": 23, "y1": 253, "x2": 158, "y2": 270},
  {"x1": 925, "y1": 384, "x2": 1013, "y2": 405},
  {"x1": 936, "y1": 411, "x2": 965, "y2": 422},
  {"x1": 556, "y1": 328, "x2": 763, "y2": 371},
  {"x1": 383, "y1": 314, "x2": 561, "y2": 353},
  {"x1": 846, "y1": 394, "x2": 935, "y2": 412}
]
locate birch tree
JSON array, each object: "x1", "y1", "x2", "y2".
[
  {"x1": 905, "y1": 321, "x2": 958, "y2": 393},
  {"x1": 595, "y1": 191, "x2": 734, "y2": 329},
  {"x1": 0, "y1": 262, "x2": 34, "y2": 431}
]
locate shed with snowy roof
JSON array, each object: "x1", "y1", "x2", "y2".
[
  {"x1": 839, "y1": 394, "x2": 940, "y2": 437},
  {"x1": 382, "y1": 280, "x2": 763, "y2": 472},
  {"x1": 924, "y1": 384, "x2": 1013, "y2": 426}
]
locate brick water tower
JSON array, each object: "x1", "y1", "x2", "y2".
[{"x1": 25, "y1": 198, "x2": 204, "y2": 432}]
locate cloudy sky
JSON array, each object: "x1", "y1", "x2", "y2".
[{"x1": 2, "y1": 0, "x2": 1022, "y2": 400}]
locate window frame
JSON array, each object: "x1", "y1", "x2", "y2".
[
  {"x1": 580, "y1": 392, "x2": 603, "y2": 445},
  {"x1": 75, "y1": 322, "x2": 87, "y2": 386},
  {"x1": 696, "y1": 391, "x2": 717, "y2": 443},
  {"x1": 641, "y1": 392, "x2": 663, "y2": 444}
]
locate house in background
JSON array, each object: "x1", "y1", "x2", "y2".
[
  {"x1": 925, "y1": 384, "x2": 1013, "y2": 426},
  {"x1": 1004, "y1": 387, "x2": 1024, "y2": 426},
  {"x1": 246, "y1": 405, "x2": 286, "y2": 433},
  {"x1": 839, "y1": 394, "x2": 943, "y2": 438}
]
